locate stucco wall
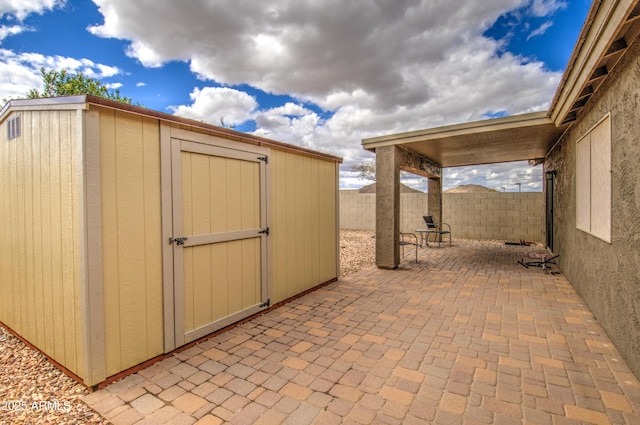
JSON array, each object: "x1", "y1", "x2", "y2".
[
  {"x1": 545, "y1": 37, "x2": 640, "y2": 378},
  {"x1": 340, "y1": 190, "x2": 544, "y2": 242}
]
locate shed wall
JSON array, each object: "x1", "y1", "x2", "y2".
[
  {"x1": 0, "y1": 109, "x2": 86, "y2": 379},
  {"x1": 271, "y1": 149, "x2": 338, "y2": 302},
  {"x1": 545, "y1": 37, "x2": 640, "y2": 378},
  {"x1": 97, "y1": 108, "x2": 164, "y2": 377},
  {"x1": 0, "y1": 102, "x2": 340, "y2": 386}
]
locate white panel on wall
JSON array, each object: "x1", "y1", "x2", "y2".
[
  {"x1": 589, "y1": 116, "x2": 611, "y2": 242},
  {"x1": 575, "y1": 115, "x2": 611, "y2": 243},
  {"x1": 576, "y1": 135, "x2": 592, "y2": 233}
]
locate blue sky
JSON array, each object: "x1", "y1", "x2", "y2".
[{"x1": 0, "y1": 0, "x2": 590, "y2": 191}]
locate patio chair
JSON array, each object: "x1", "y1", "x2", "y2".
[
  {"x1": 418, "y1": 216, "x2": 452, "y2": 247},
  {"x1": 399, "y1": 232, "x2": 418, "y2": 263}
]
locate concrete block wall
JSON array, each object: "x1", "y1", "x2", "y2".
[
  {"x1": 340, "y1": 190, "x2": 544, "y2": 243},
  {"x1": 340, "y1": 190, "x2": 427, "y2": 233},
  {"x1": 400, "y1": 193, "x2": 429, "y2": 233},
  {"x1": 443, "y1": 193, "x2": 543, "y2": 242},
  {"x1": 340, "y1": 191, "x2": 376, "y2": 231}
]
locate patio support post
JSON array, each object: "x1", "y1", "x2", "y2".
[
  {"x1": 428, "y1": 177, "x2": 443, "y2": 241},
  {"x1": 375, "y1": 145, "x2": 400, "y2": 269}
]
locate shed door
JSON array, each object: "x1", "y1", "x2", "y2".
[{"x1": 171, "y1": 139, "x2": 269, "y2": 346}]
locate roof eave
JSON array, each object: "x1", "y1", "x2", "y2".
[
  {"x1": 362, "y1": 111, "x2": 552, "y2": 152},
  {"x1": 550, "y1": 0, "x2": 640, "y2": 126}
]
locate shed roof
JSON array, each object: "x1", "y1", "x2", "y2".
[
  {"x1": 0, "y1": 95, "x2": 343, "y2": 163},
  {"x1": 362, "y1": 0, "x2": 640, "y2": 168}
]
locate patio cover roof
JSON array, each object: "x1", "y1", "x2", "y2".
[{"x1": 362, "y1": 111, "x2": 568, "y2": 168}]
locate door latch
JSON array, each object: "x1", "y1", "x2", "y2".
[{"x1": 169, "y1": 237, "x2": 188, "y2": 245}]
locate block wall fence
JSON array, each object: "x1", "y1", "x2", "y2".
[{"x1": 340, "y1": 190, "x2": 544, "y2": 243}]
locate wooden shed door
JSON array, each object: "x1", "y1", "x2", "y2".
[{"x1": 171, "y1": 139, "x2": 269, "y2": 346}]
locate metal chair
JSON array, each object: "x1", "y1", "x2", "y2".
[
  {"x1": 399, "y1": 232, "x2": 418, "y2": 263},
  {"x1": 418, "y1": 216, "x2": 451, "y2": 247}
]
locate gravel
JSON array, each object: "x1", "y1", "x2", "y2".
[
  {"x1": 0, "y1": 327, "x2": 107, "y2": 424},
  {"x1": 340, "y1": 229, "x2": 376, "y2": 277},
  {"x1": 0, "y1": 229, "x2": 373, "y2": 424}
]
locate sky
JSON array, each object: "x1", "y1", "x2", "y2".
[{"x1": 0, "y1": 0, "x2": 591, "y2": 192}]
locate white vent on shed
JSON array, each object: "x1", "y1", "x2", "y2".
[{"x1": 7, "y1": 115, "x2": 21, "y2": 140}]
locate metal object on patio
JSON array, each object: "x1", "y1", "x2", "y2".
[
  {"x1": 518, "y1": 253, "x2": 559, "y2": 271},
  {"x1": 399, "y1": 232, "x2": 418, "y2": 263}
]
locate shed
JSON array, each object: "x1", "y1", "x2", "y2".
[{"x1": 0, "y1": 95, "x2": 341, "y2": 387}]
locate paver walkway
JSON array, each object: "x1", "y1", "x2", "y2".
[{"x1": 84, "y1": 240, "x2": 640, "y2": 424}]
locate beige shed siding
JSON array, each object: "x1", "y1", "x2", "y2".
[
  {"x1": 1, "y1": 98, "x2": 340, "y2": 386},
  {"x1": 0, "y1": 110, "x2": 85, "y2": 377},
  {"x1": 270, "y1": 149, "x2": 338, "y2": 303},
  {"x1": 98, "y1": 108, "x2": 164, "y2": 377}
]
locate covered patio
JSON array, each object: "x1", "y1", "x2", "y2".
[
  {"x1": 361, "y1": 111, "x2": 568, "y2": 269},
  {"x1": 83, "y1": 240, "x2": 640, "y2": 425}
]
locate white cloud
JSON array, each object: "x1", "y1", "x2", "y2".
[
  {"x1": 86, "y1": 1, "x2": 567, "y2": 189},
  {"x1": 0, "y1": 0, "x2": 61, "y2": 20},
  {"x1": 0, "y1": 0, "x2": 60, "y2": 44},
  {"x1": 528, "y1": 0, "x2": 567, "y2": 17},
  {"x1": 136, "y1": 82, "x2": 146, "y2": 87},
  {"x1": 527, "y1": 20, "x2": 553, "y2": 40},
  {"x1": 443, "y1": 161, "x2": 543, "y2": 191},
  {"x1": 0, "y1": 25, "x2": 26, "y2": 42},
  {"x1": 88, "y1": 1, "x2": 544, "y2": 108},
  {"x1": 169, "y1": 86, "x2": 258, "y2": 126},
  {"x1": 0, "y1": 49, "x2": 124, "y2": 101},
  {"x1": 0, "y1": 49, "x2": 42, "y2": 100}
]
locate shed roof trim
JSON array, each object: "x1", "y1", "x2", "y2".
[{"x1": 1, "y1": 95, "x2": 342, "y2": 163}]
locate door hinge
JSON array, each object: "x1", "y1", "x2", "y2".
[
  {"x1": 258, "y1": 156, "x2": 269, "y2": 164},
  {"x1": 169, "y1": 237, "x2": 188, "y2": 245},
  {"x1": 259, "y1": 227, "x2": 270, "y2": 236},
  {"x1": 260, "y1": 299, "x2": 271, "y2": 308}
]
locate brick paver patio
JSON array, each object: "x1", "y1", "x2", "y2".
[{"x1": 84, "y1": 240, "x2": 640, "y2": 424}]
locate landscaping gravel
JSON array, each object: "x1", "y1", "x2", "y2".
[
  {"x1": 0, "y1": 229, "x2": 373, "y2": 424},
  {"x1": 0, "y1": 326, "x2": 107, "y2": 424},
  {"x1": 340, "y1": 229, "x2": 376, "y2": 277}
]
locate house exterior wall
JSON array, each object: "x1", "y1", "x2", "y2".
[
  {"x1": 545, "y1": 36, "x2": 640, "y2": 378},
  {"x1": 340, "y1": 190, "x2": 544, "y2": 242},
  {"x1": 97, "y1": 107, "x2": 164, "y2": 378},
  {"x1": 0, "y1": 109, "x2": 87, "y2": 380},
  {"x1": 270, "y1": 149, "x2": 338, "y2": 303}
]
